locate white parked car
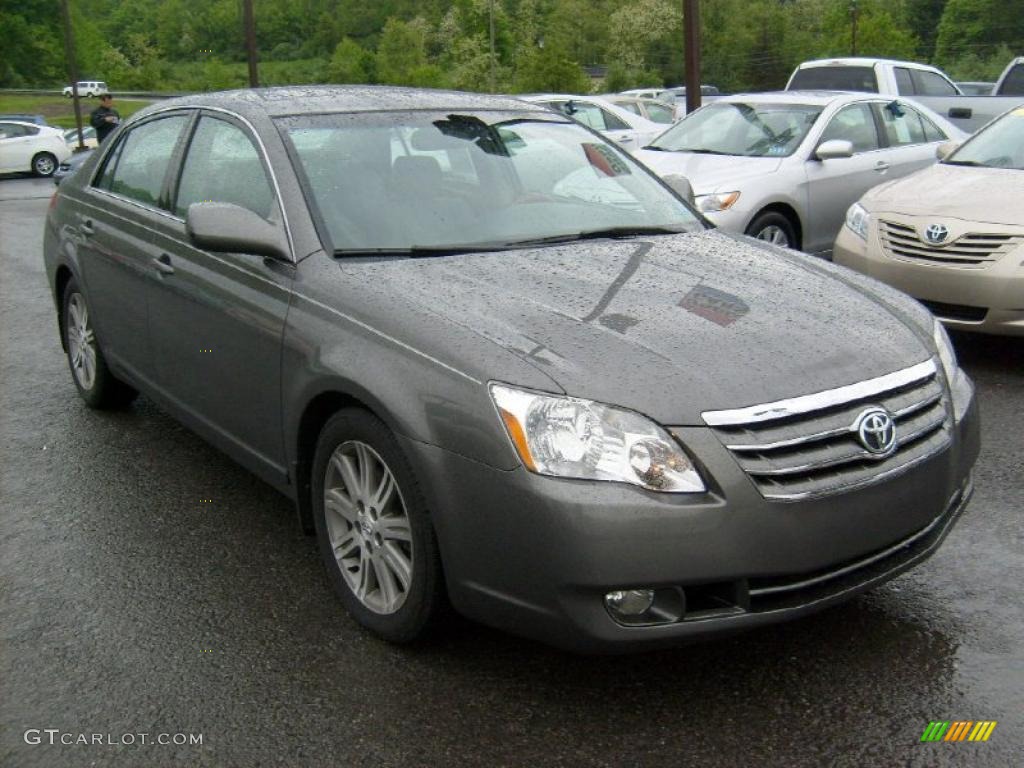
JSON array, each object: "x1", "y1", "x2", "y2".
[
  {"x1": 62, "y1": 81, "x2": 109, "y2": 98},
  {"x1": 520, "y1": 94, "x2": 663, "y2": 153},
  {"x1": 0, "y1": 120, "x2": 72, "y2": 177},
  {"x1": 633, "y1": 91, "x2": 964, "y2": 255}
]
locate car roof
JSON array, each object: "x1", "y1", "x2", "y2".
[
  {"x1": 713, "y1": 90, "x2": 879, "y2": 106},
  {"x1": 139, "y1": 86, "x2": 552, "y2": 122},
  {"x1": 0, "y1": 119, "x2": 46, "y2": 127},
  {"x1": 795, "y1": 57, "x2": 942, "y2": 71}
]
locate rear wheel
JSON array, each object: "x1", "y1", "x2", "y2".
[
  {"x1": 746, "y1": 211, "x2": 797, "y2": 249},
  {"x1": 312, "y1": 408, "x2": 444, "y2": 643},
  {"x1": 62, "y1": 278, "x2": 138, "y2": 409},
  {"x1": 32, "y1": 152, "x2": 57, "y2": 177}
]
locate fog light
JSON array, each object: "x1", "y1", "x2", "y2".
[{"x1": 605, "y1": 589, "x2": 656, "y2": 617}]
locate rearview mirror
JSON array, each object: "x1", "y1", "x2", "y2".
[
  {"x1": 815, "y1": 139, "x2": 854, "y2": 160},
  {"x1": 186, "y1": 202, "x2": 289, "y2": 260},
  {"x1": 936, "y1": 140, "x2": 961, "y2": 161}
]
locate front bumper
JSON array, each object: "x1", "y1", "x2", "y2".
[
  {"x1": 402, "y1": 389, "x2": 979, "y2": 653},
  {"x1": 835, "y1": 224, "x2": 1024, "y2": 337}
]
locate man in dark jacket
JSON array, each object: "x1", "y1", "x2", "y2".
[{"x1": 90, "y1": 94, "x2": 120, "y2": 143}]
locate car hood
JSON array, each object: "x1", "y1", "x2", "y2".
[
  {"x1": 864, "y1": 162, "x2": 1024, "y2": 226},
  {"x1": 633, "y1": 150, "x2": 784, "y2": 193},
  {"x1": 348, "y1": 231, "x2": 931, "y2": 425}
]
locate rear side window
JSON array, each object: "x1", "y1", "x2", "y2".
[
  {"x1": 895, "y1": 68, "x2": 915, "y2": 95},
  {"x1": 789, "y1": 66, "x2": 879, "y2": 93},
  {"x1": 911, "y1": 70, "x2": 958, "y2": 96},
  {"x1": 100, "y1": 116, "x2": 188, "y2": 208},
  {"x1": 819, "y1": 104, "x2": 880, "y2": 153},
  {"x1": 1000, "y1": 64, "x2": 1024, "y2": 95},
  {"x1": 0, "y1": 122, "x2": 38, "y2": 138},
  {"x1": 174, "y1": 116, "x2": 274, "y2": 219},
  {"x1": 874, "y1": 102, "x2": 927, "y2": 146}
]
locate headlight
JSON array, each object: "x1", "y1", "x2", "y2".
[
  {"x1": 489, "y1": 383, "x2": 706, "y2": 493},
  {"x1": 933, "y1": 318, "x2": 959, "y2": 385},
  {"x1": 695, "y1": 191, "x2": 740, "y2": 213},
  {"x1": 845, "y1": 202, "x2": 870, "y2": 240}
]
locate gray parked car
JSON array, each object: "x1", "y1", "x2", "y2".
[{"x1": 44, "y1": 87, "x2": 978, "y2": 653}]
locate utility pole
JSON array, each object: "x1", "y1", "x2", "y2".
[
  {"x1": 850, "y1": 0, "x2": 859, "y2": 57},
  {"x1": 489, "y1": 0, "x2": 496, "y2": 92},
  {"x1": 243, "y1": 0, "x2": 259, "y2": 87},
  {"x1": 683, "y1": 0, "x2": 701, "y2": 115},
  {"x1": 58, "y1": 0, "x2": 86, "y2": 152}
]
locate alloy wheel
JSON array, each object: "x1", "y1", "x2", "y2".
[
  {"x1": 756, "y1": 225, "x2": 790, "y2": 247},
  {"x1": 66, "y1": 293, "x2": 97, "y2": 391},
  {"x1": 323, "y1": 440, "x2": 414, "y2": 615}
]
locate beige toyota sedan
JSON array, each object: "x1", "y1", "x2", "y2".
[{"x1": 835, "y1": 105, "x2": 1024, "y2": 336}]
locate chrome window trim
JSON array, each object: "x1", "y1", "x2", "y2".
[
  {"x1": 702, "y1": 359, "x2": 937, "y2": 427},
  {"x1": 91, "y1": 103, "x2": 297, "y2": 263}
]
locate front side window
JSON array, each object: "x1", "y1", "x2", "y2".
[
  {"x1": 174, "y1": 116, "x2": 274, "y2": 219},
  {"x1": 99, "y1": 115, "x2": 189, "y2": 207},
  {"x1": 912, "y1": 70, "x2": 958, "y2": 96},
  {"x1": 874, "y1": 102, "x2": 927, "y2": 147},
  {"x1": 1000, "y1": 64, "x2": 1024, "y2": 95},
  {"x1": 279, "y1": 111, "x2": 703, "y2": 253},
  {"x1": 650, "y1": 102, "x2": 823, "y2": 157},
  {"x1": 819, "y1": 104, "x2": 880, "y2": 153}
]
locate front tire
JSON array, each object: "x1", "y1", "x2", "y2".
[
  {"x1": 312, "y1": 408, "x2": 444, "y2": 643},
  {"x1": 32, "y1": 152, "x2": 57, "y2": 177},
  {"x1": 746, "y1": 211, "x2": 797, "y2": 249},
  {"x1": 62, "y1": 278, "x2": 138, "y2": 409}
]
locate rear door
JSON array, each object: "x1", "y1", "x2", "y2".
[
  {"x1": 871, "y1": 101, "x2": 947, "y2": 178},
  {"x1": 145, "y1": 112, "x2": 293, "y2": 484},
  {"x1": 803, "y1": 102, "x2": 887, "y2": 252},
  {"x1": 76, "y1": 112, "x2": 192, "y2": 381}
]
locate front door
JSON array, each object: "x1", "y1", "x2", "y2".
[
  {"x1": 803, "y1": 102, "x2": 888, "y2": 253},
  {"x1": 146, "y1": 114, "x2": 293, "y2": 484}
]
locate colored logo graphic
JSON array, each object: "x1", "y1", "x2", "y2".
[{"x1": 921, "y1": 721, "x2": 997, "y2": 742}]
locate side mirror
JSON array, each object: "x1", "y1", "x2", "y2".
[
  {"x1": 186, "y1": 202, "x2": 288, "y2": 260},
  {"x1": 815, "y1": 139, "x2": 854, "y2": 160},
  {"x1": 936, "y1": 140, "x2": 961, "y2": 161},
  {"x1": 664, "y1": 174, "x2": 695, "y2": 203}
]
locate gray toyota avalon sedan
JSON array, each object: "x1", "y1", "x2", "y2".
[{"x1": 43, "y1": 87, "x2": 979, "y2": 653}]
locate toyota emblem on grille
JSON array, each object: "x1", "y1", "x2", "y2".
[
  {"x1": 925, "y1": 224, "x2": 949, "y2": 244},
  {"x1": 855, "y1": 408, "x2": 897, "y2": 456}
]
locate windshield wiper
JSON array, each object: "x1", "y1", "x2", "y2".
[
  {"x1": 682, "y1": 148, "x2": 734, "y2": 156},
  {"x1": 506, "y1": 226, "x2": 689, "y2": 247},
  {"x1": 942, "y1": 159, "x2": 986, "y2": 167},
  {"x1": 641, "y1": 145, "x2": 668, "y2": 151}
]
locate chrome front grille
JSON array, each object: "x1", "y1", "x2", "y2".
[
  {"x1": 879, "y1": 220, "x2": 1020, "y2": 268},
  {"x1": 876, "y1": 221, "x2": 1019, "y2": 268},
  {"x1": 703, "y1": 360, "x2": 951, "y2": 502}
]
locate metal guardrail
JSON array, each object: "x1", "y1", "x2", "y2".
[{"x1": 0, "y1": 88, "x2": 189, "y2": 99}]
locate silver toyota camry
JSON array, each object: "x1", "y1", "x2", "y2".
[{"x1": 634, "y1": 91, "x2": 965, "y2": 255}]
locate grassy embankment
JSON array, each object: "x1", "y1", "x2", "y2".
[{"x1": 0, "y1": 94, "x2": 153, "y2": 128}]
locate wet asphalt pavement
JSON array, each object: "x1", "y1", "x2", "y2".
[{"x1": 1, "y1": 175, "x2": 1021, "y2": 767}]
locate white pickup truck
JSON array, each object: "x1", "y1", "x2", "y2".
[{"x1": 786, "y1": 58, "x2": 1024, "y2": 133}]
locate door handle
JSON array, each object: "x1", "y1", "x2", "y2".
[
  {"x1": 874, "y1": 161, "x2": 890, "y2": 172},
  {"x1": 152, "y1": 253, "x2": 175, "y2": 276},
  {"x1": 80, "y1": 219, "x2": 94, "y2": 236}
]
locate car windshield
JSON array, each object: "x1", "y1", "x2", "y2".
[
  {"x1": 277, "y1": 111, "x2": 703, "y2": 254},
  {"x1": 647, "y1": 102, "x2": 823, "y2": 157},
  {"x1": 945, "y1": 107, "x2": 1024, "y2": 170}
]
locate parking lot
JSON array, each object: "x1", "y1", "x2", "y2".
[{"x1": 0, "y1": 174, "x2": 1021, "y2": 766}]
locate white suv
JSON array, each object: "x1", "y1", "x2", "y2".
[{"x1": 63, "y1": 81, "x2": 109, "y2": 98}]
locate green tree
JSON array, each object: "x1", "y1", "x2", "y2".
[{"x1": 328, "y1": 37, "x2": 372, "y2": 83}]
